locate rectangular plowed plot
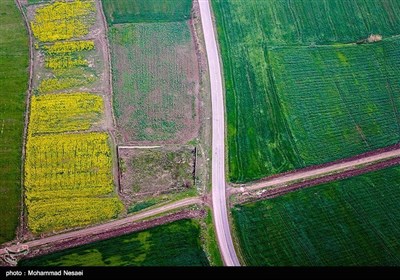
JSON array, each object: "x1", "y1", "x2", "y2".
[
  {"x1": 25, "y1": 132, "x2": 123, "y2": 233},
  {"x1": 110, "y1": 22, "x2": 199, "y2": 143},
  {"x1": 119, "y1": 147, "x2": 195, "y2": 206}
]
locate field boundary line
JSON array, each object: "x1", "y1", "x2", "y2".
[
  {"x1": 15, "y1": 0, "x2": 33, "y2": 241},
  {"x1": 118, "y1": 145, "x2": 162, "y2": 149},
  {"x1": 95, "y1": 0, "x2": 121, "y2": 193},
  {"x1": 96, "y1": 0, "x2": 117, "y2": 129}
]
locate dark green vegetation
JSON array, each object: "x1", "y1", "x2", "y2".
[
  {"x1": 212, "y1": 0, "x2": 400, "y2": 182},
  {"x1": 270, "y1": 40, "x2": 400, "y2": 167},
  {"x1": 27, "y1": 0, "x2": 51, "y2": 4},
  {"x1": 120, "y1": 148, "x2": 195, "y2": 204},
  {"x1": 127, "y1": 200, "x2": 157, "y2": 214},
  {"x1": 19, "y1": 219, "x2": 210, "y2": 266},
  {"x1": 102, "y1": 0, "x2": 192, "y2": 24},
  {"x1": 233, "y1": 166, "x2": 400, "y2": 266},
  {"x1": 204, "y1": 210, "x2": 223, "y2": 266},
  {"x1": 0, "y1": 0, "x2": 29, "y2": 243}
]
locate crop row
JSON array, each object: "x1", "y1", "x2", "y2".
[
  {"x1": 37, "y1": 76, "x2": 95, "y2": 93},
  {"x1": 30, "y1": 93, "x2": 103, "y2": 134},
  {"x1": 26, "y1": 197, "x2": 123, "y2": 234},
  {"x1": 25, "y1": 132, "x2": 122, "y2": 233},
  {"x1": 43, "y1": 40, "x2": 95, "y2": 54},
  {"x1": 30, "y1": 0, "x2": 95, "y2": 42}
]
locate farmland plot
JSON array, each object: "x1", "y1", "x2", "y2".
[
  {"x1": 110, "y1": 22, "x2": 199, "y2": 143},
  {"x1": 213, "y1": 0, "x2": 400, "y2": 46},
  {"x1": 29, "y1": 93, "x2": 103, "y2": 134},
  {"x1": 28, "y1": 0, "x2": 101, "y2": 93},
  {"x1": 269, "y1": 40, "x2": 400, "y2": 168},
  {"x1": 102, "y1": 0, "x2": 192, "y2": 24},
  {"x1": 212, "y1": 0, "x2": 400, "y2": 182},
  {"x1": 23, "y1": 0, "x2": 123, "y2": 234},
  {"x1": 25, "y1": 133, "x2": 123, "y2": 233},
  {"x1": 19, "y1": 219, "x2": 210, "y2": 266},
  {"x1": 233, "y1": 166, "x2": 400, "y2": 266},
  {"x1": 0, "y1": 0, "x2": 29, "y2": 243},
  {"x1": 119, "y1": 147, "x2": 195, "y2": 208}
]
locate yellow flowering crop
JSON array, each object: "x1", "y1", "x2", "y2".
[
  {"x1": 30, "y1": 0, "x2": 95, "y2": 42},
  {"x1": 38, "y1": 76, "x2": 95, "y2": 93},
  {"x1": 27, "y1": 197, "x2": 123, "y2": 233},
  {"x1": 30, "y1": 93, "x2": 103, "y2": 134},
  {"x1": 43, "y1": 40, "x2": 95, "y2": 54},
  {"x1": 25, "y1": 132, "x2": 114, "y2": 198},
  {"x1": 25, "y1": 132, "x2": 122, "y2": 233},
  {"x1": 25, "y1": 1, "x2": 123, "y2": 235},
  {"x1": 45, "y1": 55, "x2": 88, "y2": 69}
]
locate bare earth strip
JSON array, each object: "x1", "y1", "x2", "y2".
[
  {"x1": 15, "y1": 0, "x2": 34, "y2": 240},
  {"x1": 0, "y1": 197, "x2": 202, "y2": 262},
  {"x1": 118, "y1": 146, "x2": 161, "y2": 149},
  {"x1": 198, "y1": 0, "x2": 240, "y2": 266},
  {"x1": 236, "y1": 146, "x2": 400, "y2": 195}
]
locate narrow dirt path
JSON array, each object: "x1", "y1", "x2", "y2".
[
  {"x1": 15, "y1": 0, "x2": 34, "y2": 240},
  {"x1": 93, "y1": 0, "x2": 121, "y2": 191},
  {"x1": 237, "y1": 147, "x2": 400, "y2": 194},
  {"x1": 118, "y1": 146, "x2": 161, "y2": 149}
]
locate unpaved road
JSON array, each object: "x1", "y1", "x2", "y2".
[
  {"x1": 237, "y1": 148, "x2": 400, "y2": 194},
  {"x1": 0, "y1": 197, "x2": 201, "y2": 256},
  {"x1": 199, "y1": 0, "x2": 240, "y2": 266}
]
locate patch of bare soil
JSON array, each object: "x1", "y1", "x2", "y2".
[{"x1": 118, "y1": 146, "x2": 196, "y2": 206}]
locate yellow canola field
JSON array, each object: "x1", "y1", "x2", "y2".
[
  {"x1": 38, "y1": 76, "x2": 95, "y2": 93},
  {"x1": 27, "y1": 197, "x2": 123, "y2": 234},
  {"x1": 30, "y1": 0, "x2": 95, "y2": 42},
  {"x1": 25, "y1": 132, "x2": 114, "y2": 198},
  {"x1": 25, "y1": 132, "x2": 122, "y2": 233},
  {"x1": 30, "y1": 93, "x2": 103, "y2": 134},
  {"x1": 25, "y1": 0, "x2": 123, "y2": 235},
  {"x1": 45, "y1": 55, "x2": 88, "y2": 70},
  {"x1": 43, "y1": 40, "x2": 95, "y2": 54}
]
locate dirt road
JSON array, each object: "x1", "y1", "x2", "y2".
[
  {"x1": 0, "y1": 197, "x2": 201, "y2": 256},
  {"x1": 198, "y1": 0, "x2": 240, "y2": 266},
  {"x1": 237, "y1": 147, "x2": 400, "y2": 194}
]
